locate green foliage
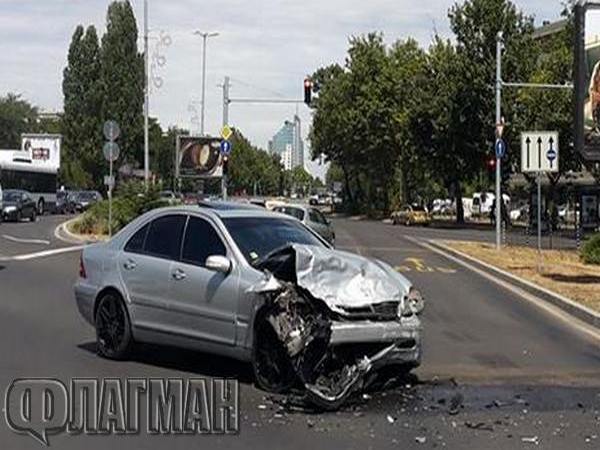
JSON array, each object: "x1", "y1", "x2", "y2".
[
  {"x1": 228, "y1": 130, "x2": 283, "y2": 196},
  {"x1": 73, "y1": 181, "x2": 170, "y2": 235},
  {"x1": 0, "y1": 94, "x2": 38, "y2": 148},
  {"x1": 100, "y1": 0, "x2": 144, "y2": 167},
  {"x1": 63, "y1": 25, "x2": 103, "y2": 189},
  {"x1": 581, "y1": 234, "x2": 600, "y2": 265}
]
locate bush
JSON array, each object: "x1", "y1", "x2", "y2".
[
  {"x1": 72, "y1": 181, "x2": 173, "y2": 236},
  {"x1": 581, "y1": 233, "x2": 600, "y2": 265}
]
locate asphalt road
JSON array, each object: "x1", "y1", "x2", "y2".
[{"x1": 0, "y1": 215, "x2": 599, "y2": 449}]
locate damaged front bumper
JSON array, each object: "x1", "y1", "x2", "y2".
[{"x1": 329, "y1": 315, "x2": 422, "y2": 369}]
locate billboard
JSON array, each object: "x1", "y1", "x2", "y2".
[
  {"x1": 176, "y1": 136, "x2": 223, "y2": 178},
  {"x1": 20, "y1": 134, "x2": 61, "y2": 170},
  {"x1": 576, "y1": 3, "x2": 600, "y2": 161}
]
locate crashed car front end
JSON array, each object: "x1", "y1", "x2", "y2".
[{"x1": 249, "y1": 244, "x2": 423, "y2": 409}]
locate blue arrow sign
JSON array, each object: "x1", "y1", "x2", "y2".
[
  {"x1": 220, "y1": 140, "x2": 232, "y2": 155},
  {"x1": 495, "y1": 139, "x2": 506, "y2": 159}
]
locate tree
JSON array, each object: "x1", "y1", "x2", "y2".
[
  {"x1": 0, "y1": 93, "x2": 38, "y2": 148},
  {"x1": 100, "y1": 0, "x2": 144, "y2": 168},
  {"x1": 62, "y1": 25, "x2": 103, "y2": 188}
]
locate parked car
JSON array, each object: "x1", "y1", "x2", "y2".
[
  {"x1": 72, "y1": 191, "x2": 103, "y2": 212},
  {"x1": 391, "y1": 205, "x2": 431, "y2": 226},
  {"x1": 2, "y1": 189, "x2": 37, "y2": 222},
  {"x1": 159, "y1": 190, "x2": 179, "y2": 205},
  {"x1": 74, "y1": 203, "x2": 423, "y2": 409},
  {"x1": 273, "y1": 204, "x2": 336, "y2": 245},
  {"x1": 55, "y1": 190, "x2": 76, "y2": 214}
]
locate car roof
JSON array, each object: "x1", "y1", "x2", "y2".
[{"x1": 149, "y1": 202, "x2": 289, "y2": 220}]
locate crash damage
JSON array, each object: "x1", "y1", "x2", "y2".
[{"x1": 250, "y1": 244, "x2": 424, "y2": 410}]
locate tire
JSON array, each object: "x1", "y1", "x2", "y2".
[
  {"x1": 30, "y1": 209, "x2": 37, "y2": 222},
  {"x1": 15, "y1": 210, "x2": 22, "y2": 223},
  {"x1": 95, "y1": 292, "x2": 133, "y2": 360},
  {"x1": 252, "y1": 313, "x2": 296, "y2": 393}
]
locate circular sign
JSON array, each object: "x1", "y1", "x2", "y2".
[
  {"x1": 495, "y1": 139, "x2": 506, "y2": 159},
  {"x1": 220, "y1": 140, "x2": 232, "y2": 155},
  {"x1": 103, "y1": 120, "x2": 120, "y2": 142},
  {"x1": 103, "y1": 142, "x2": 120, "y2": 162},
  {"x1": 547, "y1": 148, "x2": 557, "y2": 161}
]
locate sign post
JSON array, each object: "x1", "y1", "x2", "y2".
[
  {"x1": 220, "y1": 126, "x2": 233, "y2": 200},
  {"x1": 521, "y1": 131, "x2": 559, "y2": 273},
  {"x1": 103, "y1": 121, "x2": 120, "y2": 237}
]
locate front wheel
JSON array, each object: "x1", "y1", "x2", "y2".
[
  {"x1": 252, "y1": 314, "x2": 296, "y2": 393},
  {"x1": 95, "y1": 293, "x2": 133, "y2": 360},
  {"x1": 30, "y1": 209, "x2": 37, "y2": 222}
]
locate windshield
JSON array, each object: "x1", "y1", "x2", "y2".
[
  {"x1": 274, "y1": 206, "x2": 305, "y2": 221},
  {"x1": 223, "y1": 217, "x2": 325, "y2": 264},
  {"x1": 3, "y1": 191, "x2": 21, "y2": 202}
]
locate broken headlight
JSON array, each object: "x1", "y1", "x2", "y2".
[{"x1": 400, "y1": 287, "x2": 425, "y2": 316}]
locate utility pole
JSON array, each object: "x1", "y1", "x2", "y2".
[
  {"x1": 194, "y1": 31, "x2": 219, "y2": 136},
  {"x1": 495, "y1": 32, "x2": 503, "y2": 250},
  {"x1": 143, "y1": 0, "x2": 150, "y2": 188},
  {"x1": 222, "y1": 76, "x2": 230, "y2": 127}
]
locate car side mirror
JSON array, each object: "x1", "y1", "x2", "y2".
[{"x1": 205, "y1": 255, "x2": 231, "y2": 274}]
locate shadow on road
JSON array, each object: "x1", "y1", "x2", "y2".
[{"x1": 77, "y1": 341, "x2": 254, "y2": 383}]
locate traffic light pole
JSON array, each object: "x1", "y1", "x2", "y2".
[{"x1": 495, "y1": 33, "x2": 503, "y2": 250}]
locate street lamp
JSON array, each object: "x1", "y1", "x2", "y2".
[{"x1": 193, "y1": 31, "x2": 219, "y2": 136}]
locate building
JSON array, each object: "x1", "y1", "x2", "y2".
[{"x1": 269, "y1": 116, "x2": 304, "y2": 170}]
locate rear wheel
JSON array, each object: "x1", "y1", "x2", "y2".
[
  {"x1": 95, "y1": 292, "x2": 133, "y2": 360},
  {"x1": 37, "y1": 199, "x2": 45, "y2": 215}
]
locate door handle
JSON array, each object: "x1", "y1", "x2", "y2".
[
  {"x1": 123, "y1": 259, "x2": 137, "y2": 270},
  {"x1": 172, "y1": 269, "x2": 186, "y2": 281}
]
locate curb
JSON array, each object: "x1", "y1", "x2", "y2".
[
  {"x1": 54, "y1": 217, "x2": 106, "y2": 245},
  {"x1": 428, "y1": 239, "x2": 600, "y2": 331}
]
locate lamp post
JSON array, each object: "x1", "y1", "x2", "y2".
[{"x1": 193, "y1": 31, "x2": 219, "y2": 136}]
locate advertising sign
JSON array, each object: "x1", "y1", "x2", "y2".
[
  {"x1": 20, "y1": 134, "x2": 61, "y2": 170},
  {"x1": 576, "y1": 3, "x2": 600, "y2": 160},
  {"x1": 176, "y1": 136, "x2": 223, "y2": 178}
]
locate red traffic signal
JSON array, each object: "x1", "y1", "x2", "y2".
[
  {"x1": 487, "y1": 157, "x2": 496, "y2": 170},
  {"x1": 304, "y1": 78, "x2": 312, "y2": 105}
]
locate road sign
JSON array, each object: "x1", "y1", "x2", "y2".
[
  {"x1": 495, "y1": 139, "x2": 506, "y2": 159},
  {"x1": 220, "y1": 140, "x2": 232, "y2": 155},
  {"x1": 521, "y1": 131, "x2": 559, "y2": 173},
  {"x1": 220, "y1": 125, "x2": 233, "y2": 141},
  {"x1": 103, "y1": 120, "x2": 120, "y2": 142},
  {"x1": 103, "y1": 142, "x2": 120, "y2": 162}
]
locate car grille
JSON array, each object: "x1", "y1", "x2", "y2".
[{"x1": 339, "y1": 301, "x2": 399, "y2": 321}]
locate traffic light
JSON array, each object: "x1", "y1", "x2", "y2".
[
  {"x1": 487, "y1": 157, "x2": 496, "y2": 170},
  {"x1": 304, "y1": 78, "x2": 312, "y2": 105},
  {"x1": 222, "y1": 155, "x2": 229, "y2": 177}
]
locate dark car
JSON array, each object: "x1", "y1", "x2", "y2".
[
  {"x1": 2, "y1": 189, "x2": 37, "y2": 222},
  {"x1": 55, "y1": 190, "x2": 76, "y2": 214},
  {"x1": 72, "y1": 191, "x2": 103, "y2": 212}
]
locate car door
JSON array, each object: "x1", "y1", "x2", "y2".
[
  {"x1": 21, "y1": 193, "x2": 33, "y2": 217},
  {"x1": 118, "y1": 214, "x2": 187, "y2": 333},
  {"x1": 166, "y1": 215, "x2": 239, "y2": 346},
  {"x1": 308, "y1": 208, "x2": 332, "y2": 242}
]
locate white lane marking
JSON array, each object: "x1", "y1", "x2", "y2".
[
  {"x1": 402, "y1": 235, "x2": 600, "y2": 344},
  {"x1": 0, "y1": 245, "x2": 85, "y2": 262},
  {"x1": 2, "y1": 234, "x2": 51, "y2": 245}
]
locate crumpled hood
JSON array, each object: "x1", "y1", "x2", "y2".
[{"x1": 253, "y1": 244, "x2": 412, "y2": 312}]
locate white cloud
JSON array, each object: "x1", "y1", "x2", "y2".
[{"x1": 0, "y1": 0, "x2": 565, "y2": 177}]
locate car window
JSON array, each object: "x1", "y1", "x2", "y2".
[
  {"x1": 181, "y1": 216, "x2": 226, "y2": 266},
  {"x1": 144, "y1": 215, "x2": 187, "y2": 260},
  {"x1": 308, "y1": 209, "x2": 323, "y2": 224},
  {"x1": 275, "y1": 206, "x2": 305, "y2": 221},
  {"x1": 223, "y1": 217, "x2": 325, "y2": 264},
  {"x1": 314, "y1": 209, "x2": 328, "y2": 224},
  {"x1": 124, "y1": 222, "x2": 150, "y2": 254}
]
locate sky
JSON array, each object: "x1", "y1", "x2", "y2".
[{"x1": 0, "y1": 1, "x2": 569, "y2": 179}]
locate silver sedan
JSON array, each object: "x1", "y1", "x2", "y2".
[
  {"x1": 74, "y1": 203, "x2": 423, "y2": 408},
  {"x1": 272, "y1": 204, "x2": 335, "y2": 245}
]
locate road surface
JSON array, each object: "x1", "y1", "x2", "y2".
[{"x1": 0, "y1": 215, "x2": 598, "y2": 449}]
